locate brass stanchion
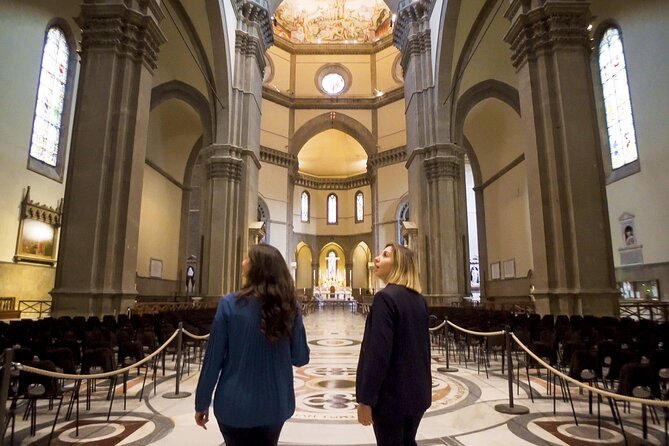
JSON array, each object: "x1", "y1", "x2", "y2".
[
  {"x1": 437, "y1": 317, "x2": 458, "y2": 373},
  {"x1": 163, "y1": 322, "x2": 191, "y2": 399},
  {"x1": 495, "y1": 326, "x2": 529, "y2": 414}
]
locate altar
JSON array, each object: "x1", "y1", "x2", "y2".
[{"x1": 313, "y1": 279, "x2": 356, "y2": 310}]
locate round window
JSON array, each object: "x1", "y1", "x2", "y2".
[
  {"x1": 315, "y1": 64, "x2": 352, "y2": 96},
  {"x1": 321, "y1": 72, "x2": 345, "y2": 95}
]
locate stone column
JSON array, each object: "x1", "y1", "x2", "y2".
[
  {"x1": 504, "y1": 0, "x2": 618, "y2": 316},
  {"x1": 232, "y1": 0, "x2": 273, "y2": 260},
  {"x1": 199, "y1": 1, "x2": 272, "y2": 297},
  {"x1": 345, "y1": 263, "x2": 353, "y2": 287},
  {"x1": 200, "y1": 145, "x2": 243, "y2": 297},
  {"x1": 395, "y1": 0, "x2": 466, "y2": 304},
  {"x1": 51, "y1": 0, "x2": 166, "y2": 317}
]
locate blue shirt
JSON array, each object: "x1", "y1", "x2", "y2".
[{"x1": 194, "y1": 293, "x2": 310, "y2": 427}]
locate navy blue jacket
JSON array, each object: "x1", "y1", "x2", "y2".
[
  {"x1": 194, "y1": 293, "x2": 310, "y2": 427},
  {"x1": 356, "y1": 284, "x2": 431, "y2": 418}
]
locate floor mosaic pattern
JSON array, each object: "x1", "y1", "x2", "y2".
[{"x1": 7, "y1": 306, "x2": 668, "y2": 445}]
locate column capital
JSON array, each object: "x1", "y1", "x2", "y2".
[
  {"x1": 77, "y1": 0, "x2": 167, "y2": 72},
  {"x1": 406, "y1": 143, "x2": 465, "y2": 171},
  {"x1": 202, "y1": 144, "x2": 244, "y2": 180},
  {"x1": 235, "y1": 0, "x2": 274, "y2": 49},
  {"x1": 504, "y1": 1, "x2": 592, "y2": 69},
  {"x1": 394, "y1": 0, "x2": 434, "y2": 72}
]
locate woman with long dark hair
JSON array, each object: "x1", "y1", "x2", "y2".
[
  {"x1": 194, "y1": 244, "x2": 310, "y2": 446},
  {"x1": 356, "y1": 242, "x2": 431, "y2": 445}
]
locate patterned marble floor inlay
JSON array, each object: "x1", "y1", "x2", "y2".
[{"x1": 8, "y1": 306, "x2": 669, "y2": 445}]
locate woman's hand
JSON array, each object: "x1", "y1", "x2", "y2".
[
  {"x1": 357, "y1": 403, "x2": 373, "y2": 426},
  {"x1": 194, "y1": 410, "x2": 209, "y2": 430}
]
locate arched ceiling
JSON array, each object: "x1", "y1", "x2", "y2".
[
  {"x1": 298, "y1": 129, "x2": 367, "y2": 177},
  {"x1": 273, "y1": 0, "x2": 393, "y2": 44}
]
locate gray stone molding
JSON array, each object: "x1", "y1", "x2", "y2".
[
  {"x1": 273, "y1": 34, "x2": 394, "y2": 55},
  {"x1": 202, "y1": 145, "x2": 244, "y2": 181},
  {"x1": 262, "y1": 86, "x2": 404, "y2": 109},
  {"x1": 77, "y1": 0, "x2": 167, "y2": 72},
  {"x1": 422, "y1": 144, "x2": 464, "y2": 180},
  {"x1": 289, "y1": 112, "x2": 377, "y2": 157},
  {"x1": 368, "y1": 146, "x2": 407, "y2": 169},
  {"x1": 505, "y1": 1, "x2": 592, "y2": 70},
  {"x1": 293, "y1": 173, "x2": 371, "y2": 190},
  {"x1": 235, "y1": 30, "x2": 267, "y2": 73},
  {"x1": 400, "y1": 30, "x2": 432, "y2": 73},
  {"x1": 393, "y1": 0, "x2": 434, "y2": 55},
  {"x1": 260, "y1": 146, "x2": 297, "y2": 168},
  {"x1": 235, "y1": 0, "x2": 274, "y2": 49}
]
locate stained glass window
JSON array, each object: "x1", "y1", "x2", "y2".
[
  {"x1": 355, "y1": 191, "x2": 364, "y2": 222},
  {"x1": 327, "y1": 193, "x2": 338, "y2": 224},
  {"x1": 30, "y1": 27, "x2": 69, "y2": 167},
  {"x1": 301, "y1": 191, "x2": 309, "y2": 222},
  {"x1": 598, "y1": 27, "x2": 638, "y2": 170}
]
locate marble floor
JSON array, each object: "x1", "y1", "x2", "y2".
[{"x1": 8, "y1": 307, "x2": 668, "y2": 445}]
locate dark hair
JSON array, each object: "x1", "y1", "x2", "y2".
[{"x1": 237, "y1": 244, "x2": 297, "y2": 342}]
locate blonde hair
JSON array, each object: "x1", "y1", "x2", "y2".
[{"x1": 383, "y1": 242, "x2": 422, "y2": 294}]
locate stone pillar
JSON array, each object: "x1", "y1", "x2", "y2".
[
  {"x1": 504, "y1": 0, "x2": 618, "y2": 316},
  {"x1": 232, "y1": 0, "x2": 273, "y2": 260},
  {"x1": 395, "y1": 0, "x2": 466, "y2": 304},
  {"x1": 345, "y1": 263, "x2": 353, "y2": 287},
  {"x1": 312, "y1": 263, "x2": 319, "y2": 289},
  {"x1": 199, "y1": 1, "x2": 272, "y2": 297},
  {"x1": 51, "y1": 0, "x2": 166, "y2": 317},
  {"x1": 200, "y1": 145, "x2": 243, "y2": 297}
]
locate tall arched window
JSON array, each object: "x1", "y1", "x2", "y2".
[
  {"x1": 300, "y1": 191, "x2": 310, "y2": 222},
  {"x1": 327, "y1": 193, "x2": 338, "y2": 224},
  {"x1": 355, "y1": 191, "x2": 364, "y2": 223},
  {"x1": 28, "y1": 24, "x2": 75, "y2": 181},
  {"x1": 598, "y1": 26, "x2": 638, "y2": 171}
]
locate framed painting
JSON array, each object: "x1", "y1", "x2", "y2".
[
  {"x1": 490, "y1": 262, "x2": 501, "y2": 280},
  {"x1": 14, "y1": 187, "x2": 61, "y2": 266},
  {"x1": 503, "y1": 259, "x2": 516, "y2": 279},
  {"x1": 149, "y1": 258, "x2": 163, "y2": 279}
]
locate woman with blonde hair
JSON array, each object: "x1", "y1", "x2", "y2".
[{"x1": 356, "y1": 242, "x2": 431, "y2": 445}]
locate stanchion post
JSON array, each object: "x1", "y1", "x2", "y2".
[
  {"x1": 163, "y1": 323, "x2": 192, "y2": 399},
  {"x1": 495, "y1": 326, "x2": 529, "y2": 414},
  {"x1": 0, "y1": 348, "x2": 14, "y2": 433},
  {"x1": 438, "y1": 317, "x2": 458, "y2": 373}
]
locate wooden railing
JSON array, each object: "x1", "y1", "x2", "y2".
[
  {"x1": 18, "y1": 300, "x2": 51, "y2": 319},
  {"x1": 132, "y1": 299, "x2": 217, "y2": 315},
  {"x1": 619, "y1": 300, "x2": 669, "y2": 322}
]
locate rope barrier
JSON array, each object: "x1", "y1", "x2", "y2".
[
  {"x1": 16, "y1": 329, "x2": 180, "y2": 380},
  {"x1": 510, "y1": 333, "x2": 669, "y2": 408},
  {"x1": 182, "y1": 329, "x2": 210, "y2": 340},
  {"x1": 446, "y1": 320, "x2": 505, "y2": 337},
  {"x1": 429, "y1": 321, "x2": 446, "y2": 332}
]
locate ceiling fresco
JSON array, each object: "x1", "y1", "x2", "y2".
[{"x1": 273, "y1": 0, "x2": 393, "y2": 44}]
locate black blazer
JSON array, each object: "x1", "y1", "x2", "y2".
[{"x1": 356, "y1": 284, "x2": 432, "y2": 419}]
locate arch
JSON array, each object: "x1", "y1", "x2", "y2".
[
  {"x1": 351, "y1": 241, "x2": 372, "y2": 290},
  {"x1": 295, "y1": 241, "x2": 314, "y2": 289},
  {"x1": 151, "y1": 80, "x2": 213, "y2": 146},
  {"x1": 396, "y1": 193, "x2": 409, "y2": 244},
  {"x1": 258, "y1": 195, "x2": 270, "y2": 243},
  {"x1": 289, "y1": 113, "x2": 377, "y2": 157},
  {"x1": 319, "y1": 242, "x2": 346, "y2": 284},
  {"x1": 453, "y1": 79, "x2": 520, "y2": 146}
]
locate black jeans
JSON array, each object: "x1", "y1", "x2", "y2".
[
  {"x1": 372, "y1": 412, "x2": 425, "y2": 446},
  {"x1": 218, "y1": 422, "x2": 283, "y2": 446}
]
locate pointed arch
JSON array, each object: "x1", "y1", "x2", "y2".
[{"x1": 289, "y1": 112, "x2": 377, "y2": 157}]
